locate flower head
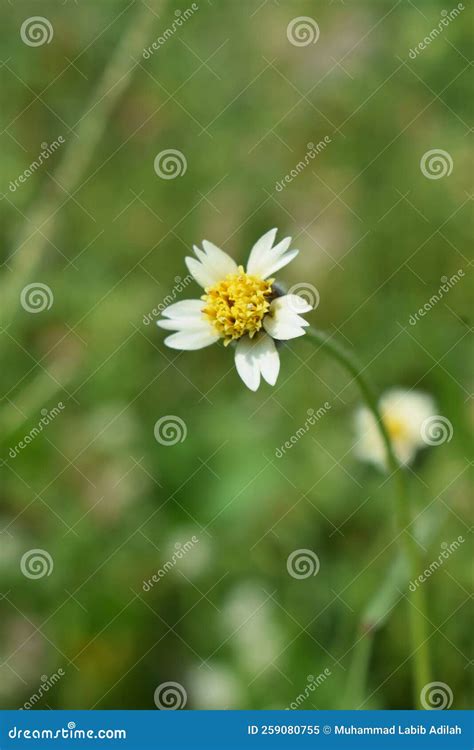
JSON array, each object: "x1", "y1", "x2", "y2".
[
  {"x1": 157, "y1": 229, "x2": 312, "y2": 390},
  {"x1": 354, "y1": 388, "x2": 436, "y2": 470}
]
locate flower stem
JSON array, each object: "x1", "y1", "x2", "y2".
[{"x1": 306, "y1": 327, "x2": 431, "y2": 708}]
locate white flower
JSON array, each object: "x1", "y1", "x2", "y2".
[
  {"x1": 221, "y1": 583, "x2": 283, "y2": 672},
  {"x1": 187, "y1": 663, "x2": 242, "y2": 709},
  {"x1": 354, "y1": 388, "x2": 437, "y2": 470},
  {"x1": 163, "y1": 527, "x2": 212, "y2": 578},
  {"x1": 157, "y1": 229, "x2": 312, "y2": 390}
]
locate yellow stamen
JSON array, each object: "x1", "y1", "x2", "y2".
[
  {"x1": 202, "y1": 266, "x2": 274, "y2": 345},
  {"x1": 384, "y1": 413, "x2": 409, "y2": 441}
]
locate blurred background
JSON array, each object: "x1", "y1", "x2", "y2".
[{"x1": 0, "y1": 0, "x2": 472, "y2": 710}]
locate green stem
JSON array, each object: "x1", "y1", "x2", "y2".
[{"x1": 306, "y1": 327, "x2": 431, "y2": 708}]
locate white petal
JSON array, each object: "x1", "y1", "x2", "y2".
[
  {"x1": 157, "y1": 318, "x2": 206, "y2": 331},
  {"x1": 185, "y1": 241, "x2": 237, "y2": 289},
  {"x1": 235, "y1": 338, "x2": 260, "y2": 391},
  {"x1": 246, "y1": 228, "x2": 298, "y2": 279},
  {"x1": 354, "y1": 407, "x2": 388, "y2": 471},
  {"x1": 263, "y1": 317, "x2": 306, "y2": 340},
  {"x1": 158, "y1": 304, "x2": 219, "y2": 348},
  {"x1": 257, "y1": 334, "x2": 280, "y2": 385},
  {"x1": 257, "y1": 247, "x2": 298, "y2": 278},
  {"x1": 158, "y1": 299, "x2": 207, "y2": 330},
  {"x1": 161, "y1": 299, "x2": 205, "y2": 318},
  {"x1": 201, "y1": 241, "x2": 238, "y2": 276},
  {"x1": 185, "y1": 257, "x2": 218, "y2": 289},
  {"x1": 234, "y1": 333, "x2": 280, "y2": 391},
  {"x1": 164, "y1": 328, "x2": 219, "y2": 350},
  {"x1": 263, "y1": 296, "x2": 309, "y2": 340},
  {"x1": 246, "y1": 228, "x2": 278, "y2": 269},
  {"x1": 380, "y1": 389, "x2": 437, "y2": 449},
  {"x1": 278, "y1": 294, "x2": 313, "y2": 314}
]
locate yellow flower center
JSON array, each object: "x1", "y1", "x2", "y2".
[
  {"x1": 202, "y1": 266, "x2": 274, "y2": 345},
  {"x1": 384, "y1": 413, "x2": 409, "y2": 442}
]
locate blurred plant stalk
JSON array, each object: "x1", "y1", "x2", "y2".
[
  {"x1": 344, "y1": 507, "x2": 444, "y2": 708},
  {"x1": 307, "y1": 327, "x2": 431, "y2": 709},
  {"x1": 0, "y1": 1, "x2": 157, "y2": 336},
  {"x1": 3, "y1": 345, "x2": 80, "y2": 437}
]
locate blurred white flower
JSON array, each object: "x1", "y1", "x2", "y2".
[
  {"x1": 187, "y1": 663, "x2": 242, "y2": 709},
  {"x1": 157, "y1": 229, "x2": 312, "y2": 391},
  {"x1": 222, "y1": 583, "x2": 283, "y2": 672},
  {"x1": 354, "y1": 388, "x2": 436, "y2": 470},
  {"x1": 0, "y1": 617, "x2": 45, "y2": 699},
  {"x1": 163, "y1": 527, "x2": 212, "y2": 578}
]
